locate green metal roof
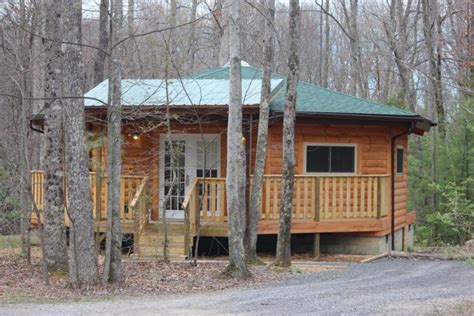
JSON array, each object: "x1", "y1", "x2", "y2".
[
  {"x1": 84, "y1": 78, "x2": 283, "y2": 106},
  {"x1": 84, "y1": 62, "x2": 422, "y2": 119},
  {"x1": 190, "y1": 63, "x2": 418, "y2": 117}
]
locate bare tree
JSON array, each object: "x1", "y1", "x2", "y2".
[
  {"x1": 320, "y1": 0, "x2": 330, "y2": 88},
  {"x1": 218, "y1": 0, "x2": 229, "y2": 66},
  {"x1": 63, "y1": 0, "x2": 99, "y2": 287},
  {"x1": 341, "y1": 0, "x2": 368, "y2": 98},
  {"x1": 186, "y1": 0, "x2": 199, "y2": 73},
  {"x1": 42, "y1": 0, "x2": 68, "y2": 272},
  {"x1": 103, "y1": 0, "x2": 124, "y2": 284},
  {"x1": 93, "y1": 0, "x2": 109, "y2": 86},
  {"x1": 209, "y1": 0, "x2": 225, "y2": 67},
  {"x1": 422, "y1": 0, "x2": 446, "y2": 138},
  {"x1": 276, "y1": 0, "x2": 300, "y2": 268},
  {"x1": 382, "y1": 0, "x2": 418, "y2": 111},
  {"x1": 245, "y1": 0, "x2": 275, "y2": 264},
  {"x1": 224, "y1": 0, "x2": 250, "y2": 278}
]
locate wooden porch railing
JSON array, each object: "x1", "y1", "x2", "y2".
[
  {"x1": 183, "y1": 175, "x2": 390, "y2": 233},
  {"x1": 262, "y1": 175, "x2": 390, "y2": 221},
  {"x1": 31, "y1": 170, "x2": 148, "y2": 225}
]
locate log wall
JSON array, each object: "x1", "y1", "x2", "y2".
[{"x1": 86, "y1": 119, "x2": 412, "y2": 233}]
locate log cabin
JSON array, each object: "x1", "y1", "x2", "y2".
[{"x1": 31, "y1": 62, "x2": 434, "y2": 260}]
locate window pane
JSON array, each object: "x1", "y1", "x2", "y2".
[
  {"x1": 306, "y1": 146, "x2": 330, "y2": 172},
  {"x1": 397, "y1": 148, "x2": 403, "y2": 173},
  {"x1": 197, "y1": 139, "x2": 219, "y2": 177},
  {"x1": 331, "y1": 147, "x2": 355, "y2": 173}
]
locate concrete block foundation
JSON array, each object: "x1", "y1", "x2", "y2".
[{"x1": 320, "y1": 227, "x2": 413, "y2": 255}]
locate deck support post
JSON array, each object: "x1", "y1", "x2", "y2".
[
  {"x1": 312, "y1": 233, "x2": 320, "y2": 258},
  {"x1": 403, "y1": 225, "x2": 409, "y2": 251}
]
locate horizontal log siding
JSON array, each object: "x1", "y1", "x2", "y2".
[
  {"x1": 265, "y1": 122, "x2": 392, "y2": 175},
  {"x1": 88, "y1": 121, "x2": 258, "y2": 220},
  {"x1": 84, "y1": 119, "x2": 411, "y2": 234},
  {"x1": 265, "y1": 122, "x2": 409, "y2": 229}
]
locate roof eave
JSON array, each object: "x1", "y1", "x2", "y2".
[{"x1": 273, "y1": 111, "x2": 435, "y2": 133}]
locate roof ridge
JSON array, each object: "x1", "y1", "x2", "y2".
[
  {"x1": 297, "y1": 80, "x2": 416, "y2": 116},
  {"x1": 191, "y1": 67, "x2": 225, "y2": 79}
]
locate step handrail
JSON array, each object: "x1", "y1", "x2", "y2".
[
  {"x1": 131, "y1": 176, "x2": 149, "y2": 254},
  {"x1": 182, "y1": 178, "x2": 199, "y2": 211},
  {"x1": 182, "y1": 178, "x2": 199, "y2": 259}
]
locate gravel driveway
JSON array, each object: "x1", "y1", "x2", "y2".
[{"x1": 2, "y1": 258, "x2": 473, "y2": 315}]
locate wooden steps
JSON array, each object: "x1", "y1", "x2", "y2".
[{"x1": 136, "y1": 221, "x2": 190, "y2": 261}]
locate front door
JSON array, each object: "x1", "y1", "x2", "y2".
[{"x1": 160, "y1": 134, "x2": 220, "y2": 220}]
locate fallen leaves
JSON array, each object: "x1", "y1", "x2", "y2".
[{"x1": 0, "y1": 255, "x2": 293, "y2": 304}]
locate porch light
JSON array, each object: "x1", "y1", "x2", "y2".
[
  {"x1": 132, "y1": 133, "x2": 140, "y2": 140},
  {"x1": 242, "y1": 136, "x2": 246, "y2": 144}
]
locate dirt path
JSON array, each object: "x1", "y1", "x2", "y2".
[{"x1": 2, "y1": 258, "x2": 473, "y2": 315}]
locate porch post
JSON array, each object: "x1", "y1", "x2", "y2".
[{"x1": 312, "y1": 233, "x2": 320, "y2": 258}]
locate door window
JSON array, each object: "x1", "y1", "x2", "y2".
[
  {"x1": 196, "y1": 139, "x2": 219, "y2": 178},
  {"x1": 163, "y1": 140, "x2": 185, "y2": 211}
]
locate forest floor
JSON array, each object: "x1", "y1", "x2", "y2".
[
  {"x1": 0, "y1": 235, "x2": 319, "y2": 305},
  {"x1": 1, "y1": 257, "x2": 473, "y2": 315},
  {"x1": 1, "y1": 235, "x2": 473, "y2": 315},
  {"x1": 0, "y1": 234, "x2": 374, "y2": 306},
  {"x1": 0, "y1": 236, "x2": 299, "y2": 305}
]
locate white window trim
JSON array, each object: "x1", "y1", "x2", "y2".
[
  {"x1": 303, "y1": 142, "x2": 357, "y2": 176},
  {"x1": 396, "y1": 145, "x2": 404, "y2": 176}
]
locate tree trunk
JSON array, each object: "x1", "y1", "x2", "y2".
[
  {"x1": 186, "y1": 0, "x2": 198, "y2": 73},
  {"x1": 127, "y1": 0, "x2": 141, "y2": 75},
  {"x1": 218, "y1": 0, "x2": 229, "y2": 65},
  {"x1": 19, "y1": 97, "x2": 31, "y2": 262},
  {"x1": 17, "y1": 0, "x2": 32, "y2": 262},
  {"x1": 103, "y1": 0, "x2": 124, "y2": 285},
  {"x1": 30, "y1": 0, "x2": 46, "y2": 170},
  {"x1": 275, "y1": 0, "x2": 299, "y2": 268},
  {"x1": 384, "y1": 0, "x2": 417, "y2": 111},
  {"x1": 210, "y1": 0, "x2": 224, "y2": 67},
  {"x1": 63, "y1": 0, "x2": 99, "y2": 287},
  {"x1": 245, "y1": 0, "x2": 275, "y2": 264},
  {"x1": 42, "y1": 0, "x2": 68, "y2": 273},
  {"x1": 342, "y1": 0, "x2": 367, "y2": 97},
  {"x1": 167, "y1": 0, "x2": 179, "y2": 74},
  {"x1": 320, "y1": 0, "x2": 330, "y2": 88},
  {"x1": 93, "y1": 0, "x2": 109, "y2": 86},
  {"x1": 224, "y1": 0, "x2": 250, "y2": 279},
  {"x1": 422, "y1": 0, "x2": 445, "y2": 138}
]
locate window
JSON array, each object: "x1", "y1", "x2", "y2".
[
  {"x1": 163, "y1": 140, "x2": 185, "y2": 211},
  {"x1": 396, "y1": 147, "x2": 404, "y2": 174},
  {"x1": 196, "y1": 139, "x2": 219, "y2": 178},
  {"x1": 305, "y1": 144, "x2": 356, "y2": 174}
]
